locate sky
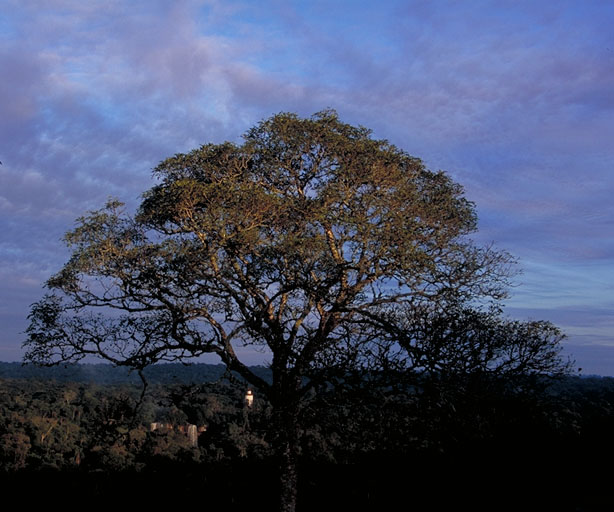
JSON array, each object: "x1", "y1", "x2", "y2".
[{"x1": 1, "y1": 0, "x2": 613, "y2": 374}]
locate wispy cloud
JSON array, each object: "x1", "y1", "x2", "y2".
[{"x1": 1, "y1": 0, "x2": 613, "y2": 372}]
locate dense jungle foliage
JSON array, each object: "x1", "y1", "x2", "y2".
[{"x1": 1, "y1": 363, "x2": 614, "y2": 511}]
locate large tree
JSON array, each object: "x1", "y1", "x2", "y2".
[{"x1": 24, "y1": 110, "x2": 570, "y2": 511}]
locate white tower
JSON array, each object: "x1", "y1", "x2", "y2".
[
  {"x1": 245, "y1": 389, "x2": 254, "y2": 407},
  {"x1": 187, "y1": 424, "x2": 198, "y2": 447}
]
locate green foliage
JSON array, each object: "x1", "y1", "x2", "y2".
[
  {"x1": 24, "y1": 110, "x2": 523, "y2": 382},
  {"x1": 0, "y1": 372, "x2": 272, "y2": 473}
]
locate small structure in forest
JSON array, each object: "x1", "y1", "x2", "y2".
[
  {"x1": 245, "y1": 389, "x2": 254, "y2": 407},
  {"x1": 150, "y1": 422, "x2": 207, "y2": 447}
]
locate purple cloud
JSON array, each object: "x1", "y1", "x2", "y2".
[{"x1": 1, "y1": 0, "x2": 613, "y2": 373}]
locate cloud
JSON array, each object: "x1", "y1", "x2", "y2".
[{"x1": 0, "y1": 0, "x2": 613, "y2": 373}]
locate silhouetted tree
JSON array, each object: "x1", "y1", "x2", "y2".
[{"x1": 24, "y1": 110, "x2": 571, "y2": 511}]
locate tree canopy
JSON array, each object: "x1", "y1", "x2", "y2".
[{"x1": 24, "y1": 110, "x2": 571, "y2": 511}]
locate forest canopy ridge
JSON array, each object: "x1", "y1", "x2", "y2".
[{"x1": 0, "y1": 361, "x2": 270, "y2": 385}]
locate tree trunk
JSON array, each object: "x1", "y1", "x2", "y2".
[
  {"x1": 279, "y1": 436, "x2": 299, "y2": 512},
  {"x1": 272, "y1": 378, "x2": 301, "y2": 512}
]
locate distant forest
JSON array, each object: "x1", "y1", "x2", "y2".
[
  {"x1": 2, "y1": 363, "x2": 614, "y2": 511},
  {"x1": 0, "y1": 361, "x2": 271, "y2": 385}
]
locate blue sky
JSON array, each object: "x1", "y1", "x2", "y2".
[{"x1": 1, "y1": 0, "x2": 613, "y2": 374}]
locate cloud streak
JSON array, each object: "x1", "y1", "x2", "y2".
[{"x1": 1, "y1": 0, "x2": 613, "y2": 373}]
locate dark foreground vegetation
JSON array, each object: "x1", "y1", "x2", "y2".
[{"x1": 1, "y1": 363, "x2": 614, "y2": 511}]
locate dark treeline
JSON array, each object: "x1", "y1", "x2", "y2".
[
  {"x1": 0, "y1": 361, "x2": 273, "y2": 385},
  {"x1": 1, "y1": 364, "x2": 614, "y2": 511}
]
